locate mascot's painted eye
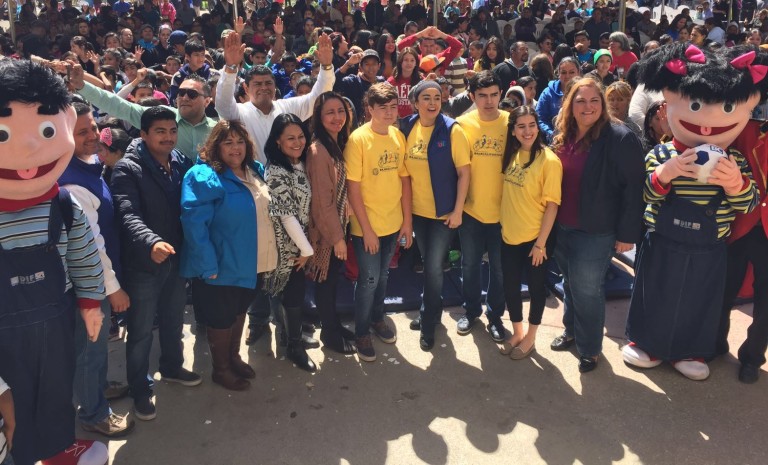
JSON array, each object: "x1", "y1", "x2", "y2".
[
  {"x1": 0, "y1": 124, "x2": 10, "y2": 143},
  {"x1": 689, "y1": 100, "x2": 702, "y2": 112},
  {"x1": 722, "y1": 102, "x2": 735, "y2": 114},
  {"x1": 39, "y1": 122, "x2": 56, "y2": 139}
]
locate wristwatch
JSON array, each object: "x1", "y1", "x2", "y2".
[
  {"x1": 225, "y1": 64, "x2": 239, "y2": 73},
  {"x1": 321, "y1": 64, "x2": 333, "y2": 70}
]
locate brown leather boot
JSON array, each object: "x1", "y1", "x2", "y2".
[
  {"x1": 208, "y1": 327, "x2": 250, "y2": 391},
  {"x1": 230, "y1": 314, "x2": 256, "y2": 379}
]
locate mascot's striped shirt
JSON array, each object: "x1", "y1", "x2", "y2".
[
  {"x1": 0, "y1": 199, "x2": 105, "y2": 306},
  {"x1": 644, "y1": 142, "x2": 758, "y2": 240}
]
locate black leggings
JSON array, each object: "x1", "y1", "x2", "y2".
[
  {"x1": 314, "y1": 255, "x2": 343, "y2": 331},
  {"x1": 192, "y1": 280, "x2": 255, "y2": 329},
  {"x1": 501, "y1": 239, "x2": 551, "y2": 325},
  {"x1": 281, "y1": 268, "x2": 307, "y2": 309}
]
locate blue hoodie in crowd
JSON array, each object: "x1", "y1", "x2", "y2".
[{"x1": 535, "y1": 79, "x2": 565, "y2": 142}]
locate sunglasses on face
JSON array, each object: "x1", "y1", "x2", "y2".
[{"x1": 177, "y1": 88, "x2": 203, "y2": 99}]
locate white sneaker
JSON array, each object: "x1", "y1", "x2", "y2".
[
  {"x1": 673, "y1": 359, "x2": 710, "y2": 381},
  {"x1": 622, "y1": 343, "x2": 662, "y2": 368}
]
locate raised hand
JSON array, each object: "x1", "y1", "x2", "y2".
[
  {"x1": 316, "y1": 33, "x2": 333, "y2": 66},
  {"x1": 274, "y1": 16, "x2": 284, "y2": 36},
  {"x1": 234, "y1": 16, "x2": 246, "y2": 34},
  {"x1": 133, "y1": 46, "x2": 144, "y2": 63},
  {"x1": 66, "y1": 60, "x2": 85, "y2": 90},
  {"x1": 223, "y1": 31, "x2": 246, "y2": 68}
]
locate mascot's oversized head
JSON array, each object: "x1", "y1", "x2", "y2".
[
  {"x1": 639, "y1": 43, "x2": 765, "y2": 150},
  {"x1": 0, "y1": 60, "x2": 76, "y2": 203}
]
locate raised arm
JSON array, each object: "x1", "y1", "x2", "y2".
[{"x1": 216, "y1": 31, "x2": 247, "y2": 122}]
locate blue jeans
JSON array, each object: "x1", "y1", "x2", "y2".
[
  {"x1": 247, "y1": 276, "x2": 273, "y2": 328},
  {"x1": 124, "y1": 257, "x2": 187, "y2": 399},
  {"x1": 458, "y1": 212, "x2": 505, "y2": 324},
  {"x1": 413, "y1": 215, "x2": 456, "y2": 337},
  {"x1": 352, "y1": 233, "x2": 398, "y2": 338},
  {"x1": 73, "y1": 298, "x2": 111, "y2": 425},
  {"x1": 554, "y1": 224, "x2": 615, "y2": 358}
]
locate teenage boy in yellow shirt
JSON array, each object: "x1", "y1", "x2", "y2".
[
  {"x1": 455, "y1": 71, "x2": 509, "y2": 343},
  {"x1": 345, "y1": 83, "x2": 413, "y2": 362}
]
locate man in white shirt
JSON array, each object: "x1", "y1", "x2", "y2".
[{"x1": 216, "y1": 31, "x2": 335, "y2": 163}]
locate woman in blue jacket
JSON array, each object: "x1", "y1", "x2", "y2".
[
  {"x1": 180, "y1": 120, "x2": 262, "y2": 391},
  {"x1": 535, "y1": 57, "x2": 581, "y2": 142}
]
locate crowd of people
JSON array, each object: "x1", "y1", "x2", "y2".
[{"x1": 1, "y1": 1, "x2": 768, "y2": 464}]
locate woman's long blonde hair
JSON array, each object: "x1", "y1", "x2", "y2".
[{"x1": 552, "y1": 77, "x2": 612, "y2": 152}]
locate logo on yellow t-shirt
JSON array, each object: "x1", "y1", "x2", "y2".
[
  {"x1": 408, "y1": 139, "x2": 427, "y2": 161},
  {"x1": 473, "y1": 135, "x2": 503, "y2": 154},
  {"x1": 504, "y1": 164, "x2": 528, "y2": 187},
  {"x1": 373, "y1": 149, "x2": 400, "y2": 175}
]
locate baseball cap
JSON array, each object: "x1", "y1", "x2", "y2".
[
  {"x1": 362, "y1": 49, "x2": 380, "y2": 63},
  {"x1": 419, "y1": 54, "x2": 446, "y2": 73}
]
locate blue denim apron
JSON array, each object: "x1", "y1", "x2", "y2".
[
  {"x1": 0, "y1": 199, "x2": 77, "y2": 465},
  {"x1": 627, "y1": 190, "x2": 728, "y2": 360}
]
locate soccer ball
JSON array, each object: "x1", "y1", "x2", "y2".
[{"x1": 693, "y1": 143, "x2": 727, "y2": 184}]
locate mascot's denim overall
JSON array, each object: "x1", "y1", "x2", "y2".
[
  {"x1": 627, "y1": 188, "x2": 728, "y2": 361},
  {"x1": 0, "y1": 199, "x2": 77, "y2": 465}
]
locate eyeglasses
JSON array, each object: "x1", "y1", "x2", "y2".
[{"x1": 177, "y1": 88, "x2": 204, "y2": 99}]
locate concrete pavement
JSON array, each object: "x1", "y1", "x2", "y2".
[{"x1": 96, "y1": 294, "x2": 767, "y2": 465}]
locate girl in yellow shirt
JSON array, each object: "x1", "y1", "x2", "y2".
[{"x1": 498, "y1": 107, "x2": 563, "y2": 360}]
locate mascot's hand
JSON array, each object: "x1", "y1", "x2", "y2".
[
  {"x1": 80, "y1": 307, "x2": 105, "y2": 342},
  {"x1": 708, "y1": 155, "x2": 745, "y2": 195},
  {"x1": 656, "y1": 148, "x2": 699, "y2": 185}
]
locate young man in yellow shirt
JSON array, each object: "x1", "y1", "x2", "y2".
[
  {"x1": 345, "y1": 83, "x2": 413, "y2": 362},
  {"x1": 455, "y1": 71, "x2": 509, "y2": 343}
]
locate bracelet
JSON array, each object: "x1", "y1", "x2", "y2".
[
  {"x1": 534, "y1": 244, "x2": 545, "y2": 251},
  {"x1": 322, "y1": 64, "x2": 333, "y2": 70}
]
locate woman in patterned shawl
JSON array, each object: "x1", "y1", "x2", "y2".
[{"x1": 263, "y1": 113, "x2": 316, "y2": 372}]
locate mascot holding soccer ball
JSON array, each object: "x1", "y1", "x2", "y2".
[
  {"x1": 0, "y1": 60, "x2": 109, "y2": 465},
  {"x1": 623, "y1": 44, "x2": 761, "y2": 380}
]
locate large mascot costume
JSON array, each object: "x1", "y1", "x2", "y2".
[
  {"x1": 623, "y1": 44, "x2": 761, "y2": 381},
  {"x1": 0, "y1": 60, "x2": 109, "y2": 465}
]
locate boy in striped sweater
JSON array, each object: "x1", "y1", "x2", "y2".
[
  {"x1": 624, "y1": 44, "x2": 762, "y2": 381},
  {"x1": 0, "y1": 60, "x2": 108, "y2": 465}
]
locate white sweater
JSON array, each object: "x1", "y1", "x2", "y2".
[{"x1": 215, "y1": 67, "x2": 335, "y2": 163}]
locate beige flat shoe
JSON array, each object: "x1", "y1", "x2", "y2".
[
  {"x1": 499, "y1": 341, "x2": 516, "y2": 355},
  {"x1": 510, "y1": 343, "x2": 536, "y2": 360}
]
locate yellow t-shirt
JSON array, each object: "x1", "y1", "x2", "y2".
[
  {"x1": 404, "y1": 122, "x2": 471, "y2": 219},
  {"x1": 501, "y1": 147, "x2": 563, "y2": 245},
  {"x1": 344, "y1": 123, "x2": 409, "y2": 237},
  {"x1": 457, "y1": 110, "x2": 509, "y2": 224}
]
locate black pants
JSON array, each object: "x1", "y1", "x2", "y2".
[
  {"x1": 718, "y1": 225, "x2": 768, "y2": 367},
  {"x1": 315, "y1": 255, "x2": 343, "y2": 332},
  {"x1": 191, "y1": 280, "x2": 255, "y2": 329},
  {"x1": 501, "y1": 239, "x2": 551, "y2": 325}
]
